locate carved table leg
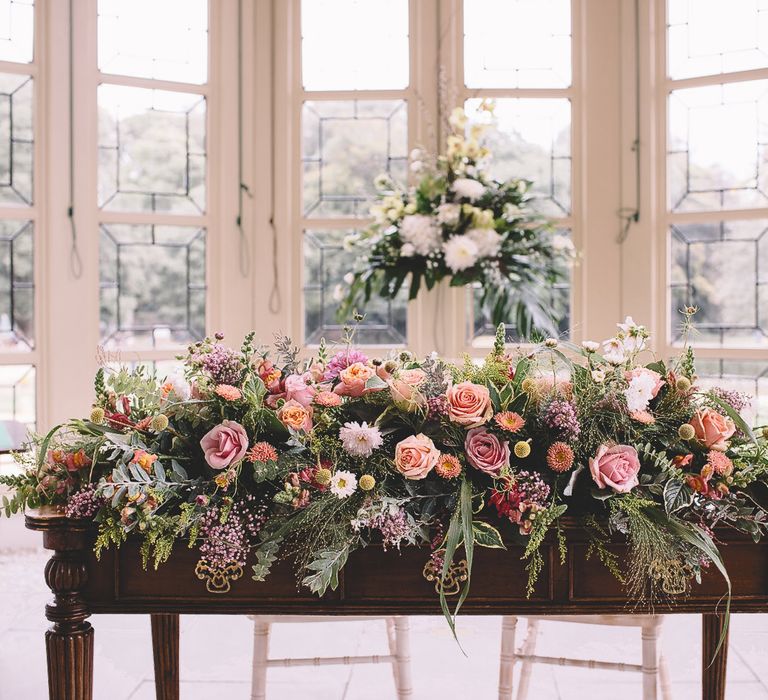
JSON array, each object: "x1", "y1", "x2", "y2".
[
  {"x1": 29, "y1": 513, "x2": 95, "y2": 700},
  {"x1": 151, "y1": 614, "x2": 180, "y2": 700},
  {"x1": 702, "y1": 613, "x2": 729, "y2": 700}
]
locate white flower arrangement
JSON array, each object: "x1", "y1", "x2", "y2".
[{"x1": 338, "y1": 103, "x2": 574, "y2": 337}]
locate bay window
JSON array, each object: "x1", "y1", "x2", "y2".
[{"x1": 0, "y1": 0, "x2": 762, "y2": 435}]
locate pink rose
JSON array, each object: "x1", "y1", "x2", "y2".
[
  {"x1": 334, "y1": 362, "x2": 379, "y2": 398},
  {"x1": 589, "y1": 444, "x2": 640, "y2": 493},
  {"x1": 277, "y1": 399, "x2": 313, "y2": 432},
  {"x1": 446, "y1": 382, "x2": 493, "y2": 428},
  {"x1": 394, "y1": 434, "x2": 440, "y2": 480},
  {"x1": 284, "y1": 372, "x2": 317, "y2": 408},
  {"x1": 398, "y1": 368, "x2": 426, "y2": 386},
  {"x1": 200, "y1": 420, "x2": 249, "y2": 470},
  {"x1": 690, "y1": 408, "x2": 736, "y2": 452},
  {"x1": 390, "y1": 379, "x2": 426, "y2": 413},
  {"x1": 625, "y1": 367, "x2": 665, "y2": 398},
  {"x1": 465, "y1": 428, "x2": 510, "y2": 476}
]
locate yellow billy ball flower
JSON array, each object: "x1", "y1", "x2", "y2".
[
  {"x1": 359, "y1": 474, "x2": 376, "y2": 491},
  {"x1": 151, "y1": 414, "x2": 169, "y2": 432},
  {"x1": 514, "y1": 440, "x2": 531, "y2": 458},
  {"x1": 520, "y1": 378, "x2": 536, "y2": 394},
  {"x1": 678, "y1": 423, "x2": 696, "y2": 441},
  {"x1": 762, "y1": 426, "x2": 768, "y2": 439},
  {"x1": 90, "y1": 407, "x2": 105, "y2": 424},
  {"x1": 315, "y1": 468, "x2": 332, "y2": 486},
  {"x1": 676, "y1": 376, "x2": 692, "y2": 392}
]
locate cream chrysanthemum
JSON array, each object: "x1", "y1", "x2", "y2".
[{"x1": 330, "y1": 470, "x2": 358, "y2": 499}]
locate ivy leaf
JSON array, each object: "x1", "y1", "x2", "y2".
[
  {"x1": 302, "y1": 544, "x2": 352, "y2": 596},
  {"x1": 471, "y1": 521, "x2": 506, "y2": 549}
]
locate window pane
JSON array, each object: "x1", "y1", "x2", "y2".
[
  {"x1": 0, "y1": 0, "x2": 33, "y2": 64},
  {"x1": 302, "y1": 100, "x2": 407, "y2": 217},
  {"x1": 0, "y1": 73, "x2": 32, "y2": 206},
  {"x1": 0, "y1": 220, "x2": 32, "y2": 350},
  {"x1": 468, "y1": 230, "x2": 572, "y2": 345},
  {"x1": 464, "y1": 0, "x2": 571, "y2": 88},
  {"x1": 100, "y1": 224, "x2": 206, "y2": 349},
  {"x1": 304, "y1": 229, "x2": 406, "y2": 345},
  {"x1": 98, "y1": 85, "x2": 206, "y2": 214},
  {"x1": 696, "y1": 359, "x2": 768, "y2": 425},
  {"x1": 98, "y1": 0, "x2": 208, "y2": 84},
  {"x1": 465, "y1": 98, "x2": 571, "y2": 216},
  {"x1": 670, "y1": 220, "x2": 768, "y2": 347},
  {"x1": 668, "y1": 81, "x2": 768, "y2": 212},
  {"x1": 301, "y1": 0, "x2": 409, "y2": 90},
  {"x1": 0, "y1": 363, "x2": 34, "y2": 427},
  {"x1": 668, "y1": 0, "x2": 768, "y2": 80}
]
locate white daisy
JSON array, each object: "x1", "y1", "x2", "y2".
[
  {"x1": 330, "y1": 470, "x2": 358, "y2": 499},
  {"x1": 581, "y1": 340, "x2": 600, "y2": 352},
  {"x1": 602, "y1": 338, "x2": 626, "y2": 365}
]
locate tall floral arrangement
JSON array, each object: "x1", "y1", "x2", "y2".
[
  {"x1": 3, "y1": 318, "x2": 768, "y2": 630},
  {"x1": 338, "y1": 103, "x2": 573, "y2": 338}
]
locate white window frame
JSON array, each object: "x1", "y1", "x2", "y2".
[{"x1": 33, "y1": 0, "x2": 248, "y2": 428}]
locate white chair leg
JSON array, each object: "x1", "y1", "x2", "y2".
[
  {"x1": 659, "y1": 654, "x2": 672, "y2": 700},
  {"x1": 498, "y1": 616, "x2": 518, "y2": 700},
  {"x1": 386, "y1": 618, "x2": 400, "y2": 690},
  {"x1": 251, "y1": 619, "x2": 271, "y2": 700},
  {"x1": 393, "y1": 616, "x2": 413, "y2": 699},
  {"x1": 516, "y1": 619, "x2": 539, "y2": 700},
  {"x1": 640, "y1": 622, "x2": 659, "y2": 700}
]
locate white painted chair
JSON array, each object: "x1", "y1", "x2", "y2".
[
  {"x1": 498, "y1": 615, "x2": 672, "y2": 700},
  {"x1": 249, "y1": 615, "x2": 413, "y2": 699}
]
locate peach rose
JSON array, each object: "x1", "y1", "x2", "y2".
[
  {"x1": 394, "y1": 433, "x2": 440, "y2": 480},
  {"x1": 446, "y1": 381, "x2": 493, "y2": 428},
  {"x1": 334, "y1": 362, "x2": 380, "y2": 398},
  {"x1": 277, "y1": 399, "x2": 313, "y2": 432},
  {"x1": 690, "y1": 408, "x2": 736, "y2": 452},
  {"x1": 589, "y1": 444, "x2": 640, "y2": 493}
]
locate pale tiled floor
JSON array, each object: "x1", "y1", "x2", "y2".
[{"x1": 1, "y1": 541, "x2": 767, "y2": 699}]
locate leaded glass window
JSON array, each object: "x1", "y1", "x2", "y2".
[
  {"x1": 0, "y1": 73, "x2": 33, "y2": 206},
  {"x1": 299, "y1": 0, "x2": 410, "y2": 346},
  {"x1": 463, "y1": 1, "x2": 574, "y2": 346},
  {"x1": 99, "y1": 224, "x2": 206, "y2": 349},
  {"x1": 96, "y1": 1, "x2": 208, "y2": 351}
]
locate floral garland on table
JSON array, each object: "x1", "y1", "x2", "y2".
[
  {"x1": 337, "y1": 103, "x2": 574, "y2": 338},
  {"x1": 3, "y1": 318, "x2": 768, "y2": 629}
]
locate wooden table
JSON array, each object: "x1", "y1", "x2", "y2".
[{"x1": 26, "y1": 507, "x2": 768, "y2": 700}]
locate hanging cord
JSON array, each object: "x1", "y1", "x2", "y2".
[
  {"x1": 617, "y1": 0, "x2": 641, "y2": 245},
  {"x1": 236, "y1": 0, "x2": 252, "y2": 278},
  {"x1": 267, "y1": 0, "x2": 281, "y2": 314},
  {"x1": 67, "y1": 0, "x2": 83, "y2": 279}
]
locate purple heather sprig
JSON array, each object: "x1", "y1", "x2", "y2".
[
  {"x1": 65, "y1": 485, "x2": 103, "y2": 520},
  {"x1": 197, "y1": 344, "x2": 243, "y2": 386},
  {"x1": 540, "y1": 399, "x2": 581, "y2": 441},
  {"x1": 197, "y1": 496, "x2": 268, "y2": 570}
]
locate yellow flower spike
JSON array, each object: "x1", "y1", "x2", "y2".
[
  {"x1": 359, "y1": 474, "x2": 376, "y2": 491},
  {"x1": 315, "y1": 468, "x2": 332, "y2": 486},
  {"x1": 678, "y1": 424, "x2": 696, "y2": 441},
  {"x1": 90, "y1": 407, "x2": 105, "y2": 424},
  {"x1": 514, "y1": 440, "x2": 531, "y2": 459}
]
